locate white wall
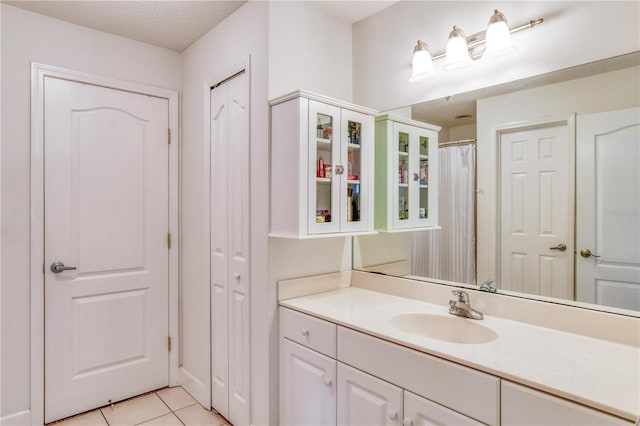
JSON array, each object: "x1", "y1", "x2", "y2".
[
  {"x1": 179, "y1": 2, "x2": 271, "y2": 424},
  {"x1": 0, "y1": 5, "x2": 181, "y2": 422},
  {"x1": 353, "y1": 1, "x2": 640, "y2": 111},
  {"x1": 269, "y1": 1, "x2": 353, "y2": 101},
  {"x1": 475, "y1": 66, "x2": 640, "y2": 284}
]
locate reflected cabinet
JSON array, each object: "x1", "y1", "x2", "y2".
[
  {"x1": 375, "y1": 114, "x2": 440, "y2": 231},
  {"x1": 270, "y1": 91, "x2": 376, "y2": 238}
]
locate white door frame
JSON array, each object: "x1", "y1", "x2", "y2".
[
  {"x1": 30, "y1": 63, "x2": 180, "y2": 425},
  {"x1": 489, "y1": 114, "x2": 575, "y2": 286}
]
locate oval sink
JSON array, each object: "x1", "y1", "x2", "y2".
[{"x1": 390, "y1": 313, "x2": 498, "y2": 344}]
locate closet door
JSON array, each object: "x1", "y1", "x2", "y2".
[{"x1": 210, "y1": 71, "x2": 250, "y2": 426}]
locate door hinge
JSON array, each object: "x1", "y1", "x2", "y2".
[
  {"x1": 167, "y1": 233, "x2": 172, "y2": 249},
  {"x1": 168, "y1": 336, "x2": 172, "y2": 352},
  {"x1": 168, "y1": 128, "x2": 172, "y2": 144}
]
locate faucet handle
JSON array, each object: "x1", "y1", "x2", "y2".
[{"x1": 452, "y1": 290, "x2": 469, "y2": 303}]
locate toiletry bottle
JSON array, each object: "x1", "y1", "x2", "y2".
[{"x1": 318, "y1": 156, "x2": 325, "y2": 178}]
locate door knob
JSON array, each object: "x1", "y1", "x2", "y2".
[
  {"x1": 50, "y1": 261, "x2": 77, "y2": 273},
  {"x1": 549, "y1": 243, "x2": 567, "y2": 252},
  {"x1": 580, "y1": 249, "x2": 601, "y2": 258}
]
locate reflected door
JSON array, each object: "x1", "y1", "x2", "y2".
[
  {"x1": 499, "y1": 122, "x2": 574, "y2": 299},
  {"x1": 44, "y1": 77, "x2": 169, "y2": 422},
  {"x1": 576, "y1": 108, "x2": 640, "y2": 311}
]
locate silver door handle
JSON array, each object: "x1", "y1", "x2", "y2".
[
  {"x1": 50, "y1": 261, "x2": 77, "y2": 273},
  {"x1": 549, "y1": 243, "x2": 567, "y2": 252},
  {"x1": 580, "y1": 249, "x2": 601, "y2": 258}
]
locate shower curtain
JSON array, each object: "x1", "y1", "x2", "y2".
[{"x1": 412, "y1": 144, "x2": 476, "y2": 284}]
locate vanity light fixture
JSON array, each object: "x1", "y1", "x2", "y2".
[{"x1": 410, "y1": 10, "x2": 544, "y2": 81}]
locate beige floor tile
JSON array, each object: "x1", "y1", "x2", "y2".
[
  {"x1": 174, "y1": 404, "x2": 226, "y2": 426},
  {"x1": 101, "y1": 393, "x2": 170, "y2": 426},
  {"x1": 156, "y1": 387, "x2": 197, "y2": 411},
  {"x1": 137, "y1": 413, "x2": 184, "y2": 425},
  {"x1": 53, "y1": 409, "x2": 107, "y2": 426}
]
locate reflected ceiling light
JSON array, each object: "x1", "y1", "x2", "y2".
[
  {"x1": 484, "y1": 9, "x2": 516, "y2": 57},
  {"x1": 409, "y1": 10, "x2": 543, "y2": 81},
  {"x1": 410, "y1": 40, "x2": 435, "y2": 81},
  {"x1": 444, "y1": 26, "x2": 472, "y2": 70}
]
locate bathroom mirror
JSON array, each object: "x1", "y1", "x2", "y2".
[{"x1": 353, "y1": 51, "x2": 640, "y2": 317}]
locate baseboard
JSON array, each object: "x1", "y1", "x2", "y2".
[
  {"x1": 178, "y1": 366, "x2": 209, "y2": 410},
  {"x1": 0, "y1": 410, "x2": 32, "y2": 426}
]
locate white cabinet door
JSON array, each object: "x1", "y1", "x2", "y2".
[
  {"x1": 283, "y1": 339, "x2": 337, "y2": 426},
  {"x1": 340, "y1": 109, "x2": 374, "y2": 233},
  {"x1": 501, "y1": 381, "x2": 631, "y2": 425},
  {"x1": 403, "y1": 391, "x2": 481, "y2": 426},
  {"x1": 308, "y1": 100, "x2": 342, "y2": 235},
  {"x1": 337, "y1": 363, "x2": 403, "y2": 426}
]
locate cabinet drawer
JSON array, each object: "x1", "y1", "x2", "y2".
[
  {"x1": 337, "y1": 326, "x2": 499, "y2": 425},
  {"x1": 282, "y1": 307, "x2": 337, "y2": 358},
  {"x1": 501, "y1": 381, "x2": 632, "y2": 425},
  {"x1": 404, "y1": 390, "x2": 482, "y2": 426}
]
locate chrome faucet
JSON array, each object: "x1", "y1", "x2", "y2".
[
  {"x1": 449, "y1": 290, "x2": 484, "y2": 320},
  {"x1": 479, "y1": 279, "x2": 497, "y2": 293}
]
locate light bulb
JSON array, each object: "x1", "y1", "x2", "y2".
[
  {"x1": 444, "y1": 26, "x2": 472, "y2": 70},
  {"x1": 484, "y1": 10, "x2": 516, "y2": 57},
  {"x1": 410, "y1": 40, "x2": 434, "y2": 82}
]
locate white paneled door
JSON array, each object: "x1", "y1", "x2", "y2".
[
  {"x1": 44, "y1": 77, "x2": 169, "y2": 423},
  {"x1": 210, "y1": 71, "x2": 250, "y2": 426},
  {"x1": 576, "y1": 108, "x2": 640, "y2": 310},
  {"x1": 499, "y1": 122, "x2": 574, "y2": 299}
]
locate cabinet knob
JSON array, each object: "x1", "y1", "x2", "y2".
[
  {"x1": 233, "y1": 273, "x2": 241, "y2": 281},
  {"x1": 413, "y1": 172, "x2": 420, "y2": 181},
  {"x1": 301, "y1": 329, "x2": 309, "y2": 337},
  {"x1": 402, "y1": 419, "x2": 412, "y2": 426},
  {"x1": 388, "y1": 410, "x2": 398, "y2": 420},
  {"x1": 323, "y1": 377, "x2": 332, "y2": 387}
]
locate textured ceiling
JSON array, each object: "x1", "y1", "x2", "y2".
[
  {"x1": 2, "y1": 0, "x2": 248, "y2": 51},
  {"x1": 2, "y1": 1, "x2": 396, "y2": 52}
]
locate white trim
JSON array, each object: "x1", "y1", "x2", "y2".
[
  {"x1": 270, "y1": 89, "x2": 378, "y2": 115},
  {"x1": 489, "y1": 114, "x2": 576, "y2": 284},
  {"x1": 30, "y1": 63, "x2": 180, "y2": 425},
  {"x1": 0, "y1": 410, "x2": 31, "y2": 426}
]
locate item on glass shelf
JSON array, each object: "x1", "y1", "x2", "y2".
[
  {"x1": 420, "y1": 208, "x2": 426, "y2": 219},
  {"x1": 348, "y1": 175, "x2": 359, "y2": 181},
  {"x1": 322, "y1": 127, "x2": 332, "y2": 140},
  {"x1": 325, "y1": 164, "x2": 332, "y2": 178},
  {"x1": 420, "y1": 159, "x2": 429, "y2": 184},
  {"x1": 317, "y1": 156, "x2": 325, "y2": 178},
  {"x1": 317, "y1": 125, "x2": 323, "y2": 139}
]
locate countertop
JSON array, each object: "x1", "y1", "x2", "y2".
[{"x1": 280, "y1": 287, "x2": 640, "y2": 422}]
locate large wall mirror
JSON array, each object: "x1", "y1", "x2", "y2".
[{"x1": 353, "y1": 49, "x2": 640, "y2": 317}]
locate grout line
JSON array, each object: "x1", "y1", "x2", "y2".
[
  {"x1": 99, "y1": 408, "x2": 109, "y2": 426},
  {"x1": 152, "y1": 390, "x2": 186, "y2": 426}
]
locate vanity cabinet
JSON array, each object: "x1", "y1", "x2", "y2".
[
  {"x1": 501, "y1": 381, "x2": 632, "y2": 425},
  {"x1": 270, "y1": 91, "x2": 376, "y2": 238},
  {"x1": 280, "y1": 307, "x2": 493, "y2": 425},
  {"x1": 374, "y1": 114, "x2": 440, "y2": 231}
]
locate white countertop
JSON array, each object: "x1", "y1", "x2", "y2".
[{"x1": 280, "y1": 287, "x2": 640, "y2": 422}]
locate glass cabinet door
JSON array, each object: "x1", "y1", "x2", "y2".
[
  {"x1": 418, "y1": 134, "x2": 430, "y2": 224},
  {"x1": 340, "y1": 109, "x2": 372, "y2": 232},
  {"x1": 308, "y1": 101, "x2": 341, "y2": 234}
]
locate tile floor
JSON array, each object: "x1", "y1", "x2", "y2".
[{"x1": 50, "y1": 387, "x2": 232, "y2": 426}]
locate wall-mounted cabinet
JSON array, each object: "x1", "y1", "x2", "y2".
[
  {"x1": 374, "y1": 114, "x2": 440, "y2": 232},
  {"x1": 270, "y1": 91, "x2": 376, "y2": 238}
]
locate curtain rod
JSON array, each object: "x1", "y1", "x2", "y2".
[{"x1": 439, "y1": 138, "x2": 477, "y2": 147}]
